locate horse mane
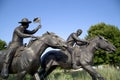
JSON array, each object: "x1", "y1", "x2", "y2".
[
  {"x1": 42, "y1": 31, "x2": 55, "y2": 37},
  {"x1": 77, "y1": 36, "x2": 99, "y2": 49},
  {"x1": 27, "y1": 32, "x2": 55, "y2": 47},
  {"x1": 86, "y1": 36, "x2": 98, "y2": 42}
]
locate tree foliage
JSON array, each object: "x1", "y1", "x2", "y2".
[
  {"x1": 86, "y1": 23, "x2": 120, "y2": 66},
  {"x1": 0, "y1": 39, "x2": 7, "y2": 50}
]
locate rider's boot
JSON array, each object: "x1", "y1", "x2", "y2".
[
  {"x1": 72, "y1": 63, "x2": 80, "y2": 69},
  {"x1": 67, "y1": 46, "x2": 80, "y2": 69},
  {"x1": 1, "y1": 62, "x2": 9, "y2": 78},
  {"x1": 72, "y1": 61, "x2": 80, "y2": 69}
]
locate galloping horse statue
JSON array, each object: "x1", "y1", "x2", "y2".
[
  {"x1": 0, "y1": 32, "x2": 67, "y2": 80},
  {"x1": 39, "y1": 36, "x2": 116, "y2": 80}
]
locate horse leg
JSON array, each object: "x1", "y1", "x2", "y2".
[
  {"x1": 31, "y1": 73, "x2": 40, "y2": 80},
  {"x1": 37, "y1": 67, "x2": 46, "y2": 80},
  {"x1": 31, "y1": 68, "x2": 45, "y2": 80},
  {"x1": 44, "y1": 65, "x2": 57, "y2": 78},
  {"x1": 15, "y1": 71, "x2": 27, "y2": 80},
  {"x1": 81, "y1": 62, "x2": 105, "y2": 80},
  {"x1": 44, "y1": 59, "x2": 58, "y2": 78},
  {"x1": 38, "y1": 60, "x2": 57, "y2": 80}
]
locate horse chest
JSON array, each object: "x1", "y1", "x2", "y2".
[{"x1": 80, "y1": 50, "x2": 93, "y2": 63}]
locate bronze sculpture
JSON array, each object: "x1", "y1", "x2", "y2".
[
  {"x1": 39, "y1": 36, "x2": 116, "y2": 80},
  {"x1": 1, "y1": 18, "x2": 41, "y2": 78},
  {"x1": 0, "y1": 32, "x2": 67, "y2": 80},
  {"x1": 66, "y1": 29, "x2": 88, "y2": 69},
  {"x1": 0, "y1": 17, "x2": 117, "y2": 80}
]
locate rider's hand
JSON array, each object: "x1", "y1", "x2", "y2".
[{"x1": 37, "y1": 25, "x2": 42, "y2": 29}]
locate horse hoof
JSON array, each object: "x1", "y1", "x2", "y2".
[
  {"x1": 1, "y1": 73, "x2": 9, "y2": 79},
  {"x1": 1, "y1": 69, "x2": 9, "y2": 79}
]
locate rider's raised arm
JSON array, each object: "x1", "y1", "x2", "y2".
[
  {"x1": 24, "y1": 25, "x2": 41, "y2": 34},
  {"x1": 15, "y1": 28, "x2": 33, "y2": 38},
  {"x1": 72, "y1": 33, "x2": 82, "y2": 42}
]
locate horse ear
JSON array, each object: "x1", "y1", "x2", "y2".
[{"x1": 47, "y1": 31, "x2": 51, "y2": 35}]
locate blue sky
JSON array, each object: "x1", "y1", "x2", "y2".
[{"x1": 0, "y1": 0, "x2": 120, "y2": 44}]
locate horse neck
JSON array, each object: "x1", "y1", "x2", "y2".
[
  {"x1": 87, "y1": 39, "x2": 99, "y2": 53},
  {"x1": 29, "y1": 38, "x2": 48, "y2": 57}
]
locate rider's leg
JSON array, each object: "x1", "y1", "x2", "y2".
[
  {"x1": 67, "y1": 47, "x2": 80, "y2": 69},
  {"x1": 1, "y1": 48, "x2": 15, "y2": 78},
  {"x1": 71, "y1": 50, "x2": 80, "y2": 69}
]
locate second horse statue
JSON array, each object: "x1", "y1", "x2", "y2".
[{"x1": 39, "y1": 36, "x2": 116, "y2": 80}]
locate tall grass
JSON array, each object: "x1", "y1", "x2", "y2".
[
  {"x1": 97, "y1": 66, "x2": 120, "y2": 80},
  {"x1": 0, "y1": 65, "x2": 120, "y2": 80},
  {"x1": 47, "y1": 66, "x2": 120, "y2": 80}
]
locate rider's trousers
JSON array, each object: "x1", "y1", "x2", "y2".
[{"x1": 4, "y1": 48, "x2": 17, "y2": 64}]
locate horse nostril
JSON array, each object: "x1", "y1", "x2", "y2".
[
  {"x1": 114, "y1": 47, "x2": 116, "y2": 50},
  {"x1": 113, "y1": 46, "x2": 116, "y2": 51},
  {"x1": 111, "y1": 47, "x2": 116, "y2": 52},
  {"x1": 113, "y1": 48, "x2": 116, "y2": 52}
]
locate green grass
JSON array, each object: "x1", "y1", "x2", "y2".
[
  {"x1": 47, "y1": 65, "x2": 120, "y2": 80},
  {"x1": 0, "y1": 65, "x2": 120, "y2": 80},
  {"x1": 97, "y1": 66, "x2": 120, "y2": 80}
]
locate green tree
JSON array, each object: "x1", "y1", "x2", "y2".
[
  {"x1": 86, "y1": 23, "x2": 120, "y2": 66},
  {"x1": 0, "y1": 39, "x2": 7, "y2": 50}
]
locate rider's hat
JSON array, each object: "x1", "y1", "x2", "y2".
[
  {"x1": 18, "y1": 18, "x2": 32, "y2": 24},
  {"x1": 77, "y1": 29, "x2": 82, "y2": 33}
]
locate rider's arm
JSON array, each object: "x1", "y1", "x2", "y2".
[
  {"x1": 15, "y1": 28, "x2": 33, "y2": 38},
  {"x1": 72, "y1": 33, "x2": 83, "y2": 42},
  {"x1": 25, "y1": 25, "x2": 41, "y2": 34},
  {"x1": 72, "y1": 34, "x2": 88, "y2": 45}
]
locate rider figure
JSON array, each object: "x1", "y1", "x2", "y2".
[
  {"x1": 66, "y1": 29, "x2": 88, "y2": 69},
  {"x1": 1, "y1": 18, "x2": 41, "y2": 78}
]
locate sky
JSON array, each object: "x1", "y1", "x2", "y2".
[{"x1": 0, "y1": 0, "x2": 120, "y2": 44}]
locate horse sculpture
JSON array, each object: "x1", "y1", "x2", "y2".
[
  {"x1": 0, "y1": 32, "x2": 67, "y2": 80},
  {"x1": 39, "y1": 36, "x2": 116, "y2": 80}
]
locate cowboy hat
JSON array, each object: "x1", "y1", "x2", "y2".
[{"x1": 18, "y1": 18, "x2": 31, "y2": 23}]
